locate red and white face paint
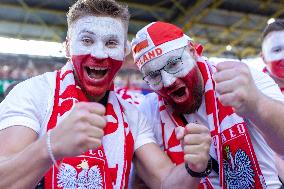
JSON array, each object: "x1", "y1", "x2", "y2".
[
  {"x1": 141, "y1": 47, "x2": 203, "y2": 113},
  {"x1": 68, "y1": 16, "x2": 126, "y2": 100},
  {"x1": 262, "y1": 30, "x2": 284, "y2": 79}
]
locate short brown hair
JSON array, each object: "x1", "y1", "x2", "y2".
[
  {"x1": 67, "y1": 0, "x2": 130, "y2": 31},
  {"x1": 262, "y1": 19, "x2": 284, "y2": 41}
]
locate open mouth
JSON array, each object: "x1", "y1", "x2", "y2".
[
  {"x1": 279, "y1": 64, "x2": 284, "y2": 68},
  {"x1": 170, "y1": 87, "x2": 186, "y2": 98},
  {"x1": 86, "y1": 66, "x2": 109, "y2": 79}
]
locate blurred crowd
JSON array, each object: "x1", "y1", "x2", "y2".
[{"x1": 0, "y1": 60, "x2": 63, "y2": 80}]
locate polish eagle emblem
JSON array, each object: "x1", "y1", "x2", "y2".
[
  {"x1": 57, "y1": 159, "x2": 103, "y2": 189},
  {"x1": 223, "y1": 146, "x2": 255, "y2": 189}
]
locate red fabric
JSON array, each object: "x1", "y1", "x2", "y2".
[
  {"x1": 158, "y1": 46, "x2": 266, "y2": 188},
  {"x1": 147, "y1": 21, "x2": 184, "y2": 46},
  {"x1": 44, "y1": 63, "x2": 134, "y2": 189}
]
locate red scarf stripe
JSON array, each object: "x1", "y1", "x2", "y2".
[
  {"x1": 44, "y1": 63, "x2": 134, "y2": 189},
  {"x1": 159, "y1": 55, "x2": 266, "y2": 188}
]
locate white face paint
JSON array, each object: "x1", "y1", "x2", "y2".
[
  {"x1": 262, "y1": 30, "x2": 284, "y2": 62},
  {"x1": 141, "y1": 47, "x2": 195, "y2": 90},
  {"x1": 69, "y1": 16, "x2": 126, "y2": 61}
]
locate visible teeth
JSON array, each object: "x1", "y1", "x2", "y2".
[
  {"x1": 86, "y1": 66, "x2": 108, "y2": 79},
  {"x1": 89, "y1": 67, "x2": 108, "y2": 71}
]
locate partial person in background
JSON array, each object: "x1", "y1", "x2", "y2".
[
  {"x1": 261, "y1": 18, "x2": 284, "y2": 184},
  {"x1": 262, "y1": 19, "x2": 284, "y2": 92},
  {"x1": 0, "y1": 1, "x2": 211, "y2": 189},
  {"x1": 132, "y1": 21, "x2": 284, "y2": 188}
]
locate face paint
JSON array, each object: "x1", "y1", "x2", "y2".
[
  {"x1": 269, "y1": 59, "x2": 284, "y2": 79},
  {"x1": 142, "y1": 47, "x2": 195, "y2": 90},
  {"x1": 262, "y1": 30, "x2": 284, "y2": 79},
  {"x1": 159, "y1": 67, "x2": 203, "y2": 113},
  {"x1": 68, "y1": 16, "x2": 126, "y2": 100},
  {"x1": 142, "y1": 47, "x2": 203, "y2": 113},
  {"x1": 72, "y1": 55, "x2": 122, "y2": 99}
]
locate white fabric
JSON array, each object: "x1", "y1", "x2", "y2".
[
  {"x1": 0, "y1": 71, "x2": 155, "y2": 151},
  {"x1": 138, "y1": 67, "x2": 284, "y2": 188},
  {"x1": 134, "y1": 35, "x2": 190, "y2": 69}
]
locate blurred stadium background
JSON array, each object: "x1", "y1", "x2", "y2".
[{"x1": 0, "y1": 0, "x2": 284, "y2": 101}]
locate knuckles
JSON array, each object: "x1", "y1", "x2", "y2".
[
  {"x1": 96, "y1": 128, "x2": 105, "y2": 138},
  {"x1": 76, "y1": 133, "x2": 89, "y2": 147}
]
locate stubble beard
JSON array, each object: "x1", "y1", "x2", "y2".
[{"x1": 172, "y1": 78, "x2": 203, "y2": 114}]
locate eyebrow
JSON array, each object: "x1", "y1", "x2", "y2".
[
  {"x1": 167, "y1": 55, "x2": 181, "y2": 63},
  {"x1": 105, "y1": 34, "x2": 119, "y2": 40},
  {"x1": 78, "y1": 30, "x2": 119, "y2": 40},
  {"x1": 271, "y1": 45, "x2": 283, "y2": 50},
  {"x1": 79, "y1": 29, "x2": 95, "y2": 35}
]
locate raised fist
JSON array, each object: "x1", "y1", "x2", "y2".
[
  {"x1": 176, "y1": 123, "x2": 211, "y2": 173},
  {"x1": 50, "y1": 102, "x2": 107, "y2": 160},
  {"x1": 214, "y1": 61, "x2": 260, "y2": 116}
]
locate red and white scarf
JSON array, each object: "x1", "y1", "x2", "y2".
[
  {"x1": 44, "y1": 62, "x2": 134, "y2": 189},
  {"x1": 263, "y1": 67, "x2": 284, "y2": 93},
  {"x1": 158, "y1": 56, "x2": 267, "y2": 188}
]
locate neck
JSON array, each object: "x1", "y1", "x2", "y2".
[
  {"x1": 85, "y1": 91, "x2": 109, "y2": 104},
  {"x1": 98, "y1": 91, "x2": 109, "y2": 105}
]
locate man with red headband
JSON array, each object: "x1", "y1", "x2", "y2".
[
  {"x1": 0, "y1": 1, "x2": 212, "y2": 189},
  {"x1": 261, "y1": 19, "x2": 284, "y2": 185},
  {"x1": 132, "y1": 21, "x2": 284, "y2": 188}
]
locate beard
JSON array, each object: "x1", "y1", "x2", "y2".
[
  {"x1": 159, "y1": 67, "x2": 204, "y2": 114},
  {"x1": 171, "y1": 76, "x2": 203, "y2": 114}
]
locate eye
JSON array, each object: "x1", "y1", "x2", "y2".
[
  {"x1": 166, "y1": 57, "x2": 182, "y2": 69},
  {"x1": 106, "y1": 39, "x2": 118, "y2": 48},
  {"x1": 272, "y1": 47, "x2": 283, "y2": 53},
  {"x1": 81, "y1": 37, "x2": 93, "y2": 46},
  {"x1": 148, "y1": 71, "x2": 160, "y2": 80}
]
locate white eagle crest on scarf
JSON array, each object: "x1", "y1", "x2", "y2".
[
  {"x1": 223, "y1": 146, "x2": 255, "y2": 189},
  {"x1": 57, "y1": 159, "x2": 103, "y2": 189}
]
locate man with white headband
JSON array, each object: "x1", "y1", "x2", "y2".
[
  {"x1": 261, "y1": 19, "x2": 284, "y2": 185},
  {"x1": 0, "y1": 1, "x2": 212, "y2": 189},
  {"x1": 132, "y1": 21, "x2": 284, "y2": 188}
]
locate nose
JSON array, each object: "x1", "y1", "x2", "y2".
[
  {"x1": 91, "y1": 42, "x2": 108, "y2": 59},
  {"x1": 161, "y1": 70, "x2": 177, "y2": 87}
]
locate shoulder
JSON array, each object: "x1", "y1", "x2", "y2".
[
  {"x1": 0, "y1": 71, "x2": 57, "y2": 133},
  {"x1": 4, "y1": 72, "x2": 55, "y2": 102},
  {"x1": 248, "y1": 66, "x2": 284, "y2": 101},
  {"x1": 137, "y1": 92, "x2": 159, "y2": 116},
  {"x1": 249, "y1": 66, "x2": 271, "y2": 82},
  {"x1": 13, "y1": 71, "x2": 56, "y2": 93}
]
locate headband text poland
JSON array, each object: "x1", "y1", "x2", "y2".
[{"x1": 131, "y1": 21, "x2": 192, "y2": 70}]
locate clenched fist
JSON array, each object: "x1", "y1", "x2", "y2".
[
  {"x1": 176, "y1": 123, "x2": 211, "y2": 173},
  {"x1": 49, "y1": 102, "x2": 107, "y2": 160},
  {"x1": 214, "y1": 61, "x2": 261, "y2": 116}
]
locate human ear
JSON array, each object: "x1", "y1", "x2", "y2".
[
  {"x1": 187, "y1": 43, "x2": 199, "y2": 60},
  {"x1": 260, "y1": 52, "x2": 268, "y2": 65}
]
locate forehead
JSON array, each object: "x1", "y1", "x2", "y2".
[
  {"x1": 141, "y1": 47, "x2": 185, "y2": 73},
  {"x1": 263, "y1": 30, "x2": 284, "y2": 49},
  {"x1": 69, "y1": 15, "x2": 126, "y2": 38}
]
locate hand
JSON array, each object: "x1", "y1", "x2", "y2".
[
  {"x1": 214, "y1": 61, "x2": 260, "y2": 116},
  {"x1": 176, "y1": 124, "x2": 211, "y2": 173},
  {"x1": 50, "y1": 102, "x2": 107, "y2": 160}
]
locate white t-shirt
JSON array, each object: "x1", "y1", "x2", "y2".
[
  {"x1": 0, "y1": 71, "x2": 155, "y2": 151},
  {"x1": 138, "y1": 67, "x2": 284, "y2": 188}
]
